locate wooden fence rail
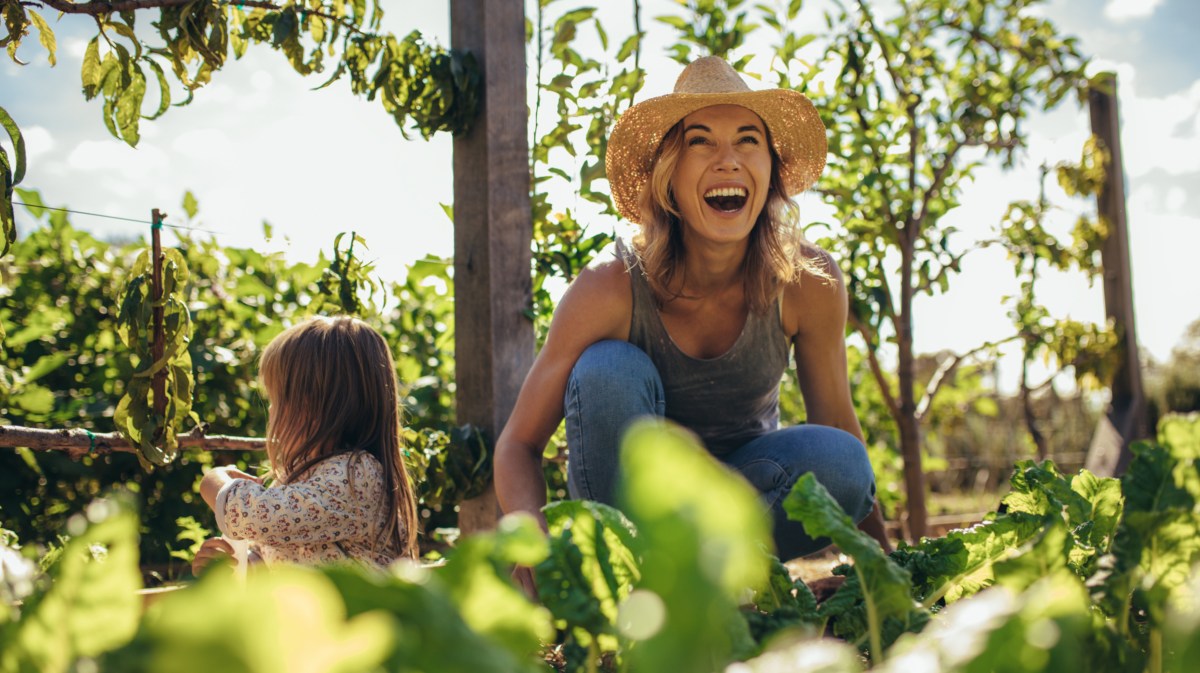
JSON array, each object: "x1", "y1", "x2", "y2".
[{"x1": 0, "y1": 425, "x2": 265, "y2": 458}]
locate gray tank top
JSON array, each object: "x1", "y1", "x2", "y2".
[{"x1": 618, "y1": 241, "x2": 792, "y2": 455}]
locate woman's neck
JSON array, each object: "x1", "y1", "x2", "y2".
[{"x1": 674, "y1": 235, "x2": 749, "y2": 298}]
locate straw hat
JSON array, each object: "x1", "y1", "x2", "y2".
[{"x1": 606, "y1": 56, "x2": 828, "y2": 223}]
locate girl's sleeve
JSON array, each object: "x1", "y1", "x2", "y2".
[{"x1": 214, "y1": 456, "x2": 384, "y2": 546}]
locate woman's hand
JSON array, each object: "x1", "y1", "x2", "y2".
[
  {"x1": 191, "y1": 537, "x2": 235, "y2": 577},
  {"x1": 511, "y1": 565, "x2": 539, "y2": 601}
]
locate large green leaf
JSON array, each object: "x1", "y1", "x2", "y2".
[
  {"x1": 1, "y1": 495, "x2": 141, "y2": 673},
  {"x1": 324, "y1": 564, "x2": 546, "y2": 673},
  {"x1": 535, "y1": 499, "x2": 640, "y2": 642},
  {"x1": 784, "y1": 473, "x2": 924, "y2": 661},
  {"x1": 877, "y1": 575, "x2": 1093, "y2": 673},
  {"x1": 108, "y1": 566, "x2": 391, "y2": 673},
  {"x1": 618, "y1": 420, "x2": 769, "y2": 673},
  {"x1": 437, "y1": 513, "x2": 554, "y2": 659}
]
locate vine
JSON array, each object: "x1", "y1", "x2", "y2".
[{"x1": 113, "y1": 222, "x2": 196, "y2": 469}]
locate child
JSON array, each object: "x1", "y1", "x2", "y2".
[{"x1": 193, "y1": 316, "x2": 419, "y2": 574}]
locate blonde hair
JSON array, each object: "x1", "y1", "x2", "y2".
[
  {"x1": 633, "y1": 120, "x2": 832, "y2": 313},
  {"x1": 259, "y1": 316, "x2": 418, "y2": 560}
]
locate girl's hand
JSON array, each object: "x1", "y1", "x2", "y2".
[{"x1": 191, "y1": 537, "x2": 235, "y2": 577}]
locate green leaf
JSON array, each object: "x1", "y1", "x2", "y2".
[
  {"x1": 142, "y1": 57, "x2": 172, "y2": 120},
  {"x1": 437, "y1": 514, "x2": 554, "y2": 658},
  {"x1": 0, "y1": 105, "x2": 26, "y2": 187},
  {"x1": 325, "y1": 565, "x2": 544, "y2": 673},
  {"x1": 877, "y1": 576, "x2": 1093, "y2": 673},
  {"x1": 784, "y1": 473, "x2": 924, "y2": 661},
  {"x1": 27, "y1": 11, "x2": 56, "y2": 66},
  {"x1": 618, "y1": 420, "x2": 768, "y2": 672},
  {"x1": 535, "y1": 500, "x2": 640, "y2": 641},
  {"x1": 11, "y1": 384, "x2": 54, "y2": 414},
  {"x1": 892, "y1": 511, "x2": 1047, "y2": 607},
  {"x1": 182, "y1": 191, "x2": 199, "y2": 219},
  {"x1": 22, "y1": 352, "x2": 69, "y2": 384},
  {"x1": 6, "y1": 495, "x2": 141, "y2": 672},
  {"x1": 111, "y1": 566, "x2": 392, "y2": 673},
  {"x1": 81, "y1": 38, "x2": 102, "y2": 99}
]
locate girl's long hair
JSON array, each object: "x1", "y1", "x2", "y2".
[
  {"x1": 633, "y1": 120, "x2": 832, "y2": 313},
  {"x1": 258, "y1": 316, "x2": 418, "y2": 560}
]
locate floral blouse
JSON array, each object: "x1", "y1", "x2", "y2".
[{"x1": 214, "y1": 451, "x2": 401, "y2": 569}]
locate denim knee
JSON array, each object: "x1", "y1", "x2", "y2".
[
  {"x1": 565, "y1": 340, "x2": 664, "y2": 504},
  {"x1": 567, "y1": 340, "x2": 661, "y2": 402}
]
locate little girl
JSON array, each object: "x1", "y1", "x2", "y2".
[{"x1": 193, "y1": 316, "x2": 419, "y2": 574}]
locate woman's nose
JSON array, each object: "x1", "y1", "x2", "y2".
[{"x1": 714, "y1": 144, "x2": 741, "y2": 171}]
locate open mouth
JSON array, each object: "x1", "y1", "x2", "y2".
[{"x1": 703, "y1": 187, "x2": 748, "y2": 212}]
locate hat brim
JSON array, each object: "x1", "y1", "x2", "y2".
[{"x1": 605, "y1": 89, "x2": 828, "y2": 224}]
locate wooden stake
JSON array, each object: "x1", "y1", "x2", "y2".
[
  {"x1": 1084, "y1": 73, "x2": 1149, "y2": 477},
  {"x1": 151, "y1": 209, "x2": 167, "y2": 433},
  {"x1": 451, "y1": 0, "x2": 534, "y2": 535}
]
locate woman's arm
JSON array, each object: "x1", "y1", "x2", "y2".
[
  {"x1": 493, "y1": 257, "x2": 632, "y2": 528},
  {"x1": 785, "y1": 249, "x2": 893, "y2": 552}
]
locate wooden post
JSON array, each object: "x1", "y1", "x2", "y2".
[
  {"x1": 150, "y1": 209, "x2": 167, "y2": 434},
  {"x1": 450, "y1": 0, "x2": 534, "y2": 534},
  {"x1": 1085, "y1": 72, "x2": 1149, "y2": 477}
]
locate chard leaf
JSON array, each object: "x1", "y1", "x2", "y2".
[
  {"x1": 535, "y1": 500, "x2": 640, "y2": 642},
  {"x1": 618, "y1": 420, "x2": 769, "y2": 673},
  {"x1": 5, "y1": 495, "x2": 141, "y2": 673},
  {"x1": 878, "y1": 575, "x2": 1093, "y2": 673},
  {"x1": 893, "y1": 511, "x2": 1047, "y2": 607},
  {"x1": 784, "y1": 473, "x2": 924, "y2": 662},
  {"x1": 437, "y1": 513, "x2": 554, "y2": 659},
  {"x1": 1094, "y1": 441, "x2": 1200, "y2": 629}
]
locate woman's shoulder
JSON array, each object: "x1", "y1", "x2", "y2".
[
  {"x1": 781, "y1": 242, "x2": 847, "y2": 337},
  {"x1": 560, "y1": 240, "x2": 633, "y2": 309}
]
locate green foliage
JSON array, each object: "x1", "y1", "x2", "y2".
[
  {"x1": 2, "y1": 416, "x2": 1200, "y2": 673},
  {"x1": 0, "y1": 105, "x2": 21, "y2": 260},
  {"x1": 784, "y1": 474, "x2": 925, "y2": 662},
  {"x1": 0, "y1": 191, "x2": 475, "y2": 561},
  {"x1": 0, "y1": 493, "x2": 142, "y2": 673},
  {"x1": 114, "y1": 246, "x2": 197, "y2": 469},
  {"x1": 3, "y1": 0, "x2": 479, "y2": 147},
  {"x1": 618, "y1": 420, "x2": 768, "y2": 672},
  {"x1": 535, "y1": 500, "x2": 640, "y2": 660}
]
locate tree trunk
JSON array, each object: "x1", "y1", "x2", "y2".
[{"x1": 896, "y1": 242, "x2": 928, "y2": 541}]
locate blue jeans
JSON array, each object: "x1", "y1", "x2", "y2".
[{"x1": 564, "y1": 340, "x2": 877, "y2": 560}]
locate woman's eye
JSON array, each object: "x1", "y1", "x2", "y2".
[
  {"x1": 738, "y1": 136, "x2": 760, "y2": 145},
  {"x1": 687, "y1": 136, "x2": 710, "y2": 146}
]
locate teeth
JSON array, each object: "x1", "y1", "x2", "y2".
[{"x1": 703, "y1": 187, "x2": 748, "y2": 198}]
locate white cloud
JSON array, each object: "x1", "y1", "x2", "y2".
[
  {"x1": 19, "y1": 125, "x2": 54, "y2": 163},
  {"x1": 65, "y1": 139, "x2": 169, "y2": 177},
  {"x1": 1104, "y1": 0, "x2": 1165, "y2": 22},
  {"x1": 171, "y1": 128, "x2": 235, "y2": 160},
  {"x1": 1086, "y1": 61, "x2": 1200, "y2": 179}
]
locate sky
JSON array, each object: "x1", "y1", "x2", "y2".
[{"x1": 2, "y1": 0, "x2": 1197, "y2": 391}]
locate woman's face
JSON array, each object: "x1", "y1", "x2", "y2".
[{"x1": 668, "y1": 104, "x2": 773, "y2": 247}]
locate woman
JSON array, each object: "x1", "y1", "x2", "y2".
[{"x1": 495, "y1": 57, "x2": 889, "y2": 592}]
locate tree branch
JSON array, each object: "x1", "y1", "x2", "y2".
[
  {"x1": 0, "y1": 424, "x2": 265, "y2": 461},
  {"x1": 850, "y1": 312, "x2": 901, "y2": 420},
  {"x1": 915, "y1": 335, "x2": 1020, "y2": 423},
  {"x1": 35, "y1": 0, "x2": 280, "y2": 14},
  {"x1": 913, "y1": 138, "x2": 963, "y2": 232}
]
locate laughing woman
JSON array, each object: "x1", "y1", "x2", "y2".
[{"x1": 495, "y1": 56, "x2": 890, "y2": 593}]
